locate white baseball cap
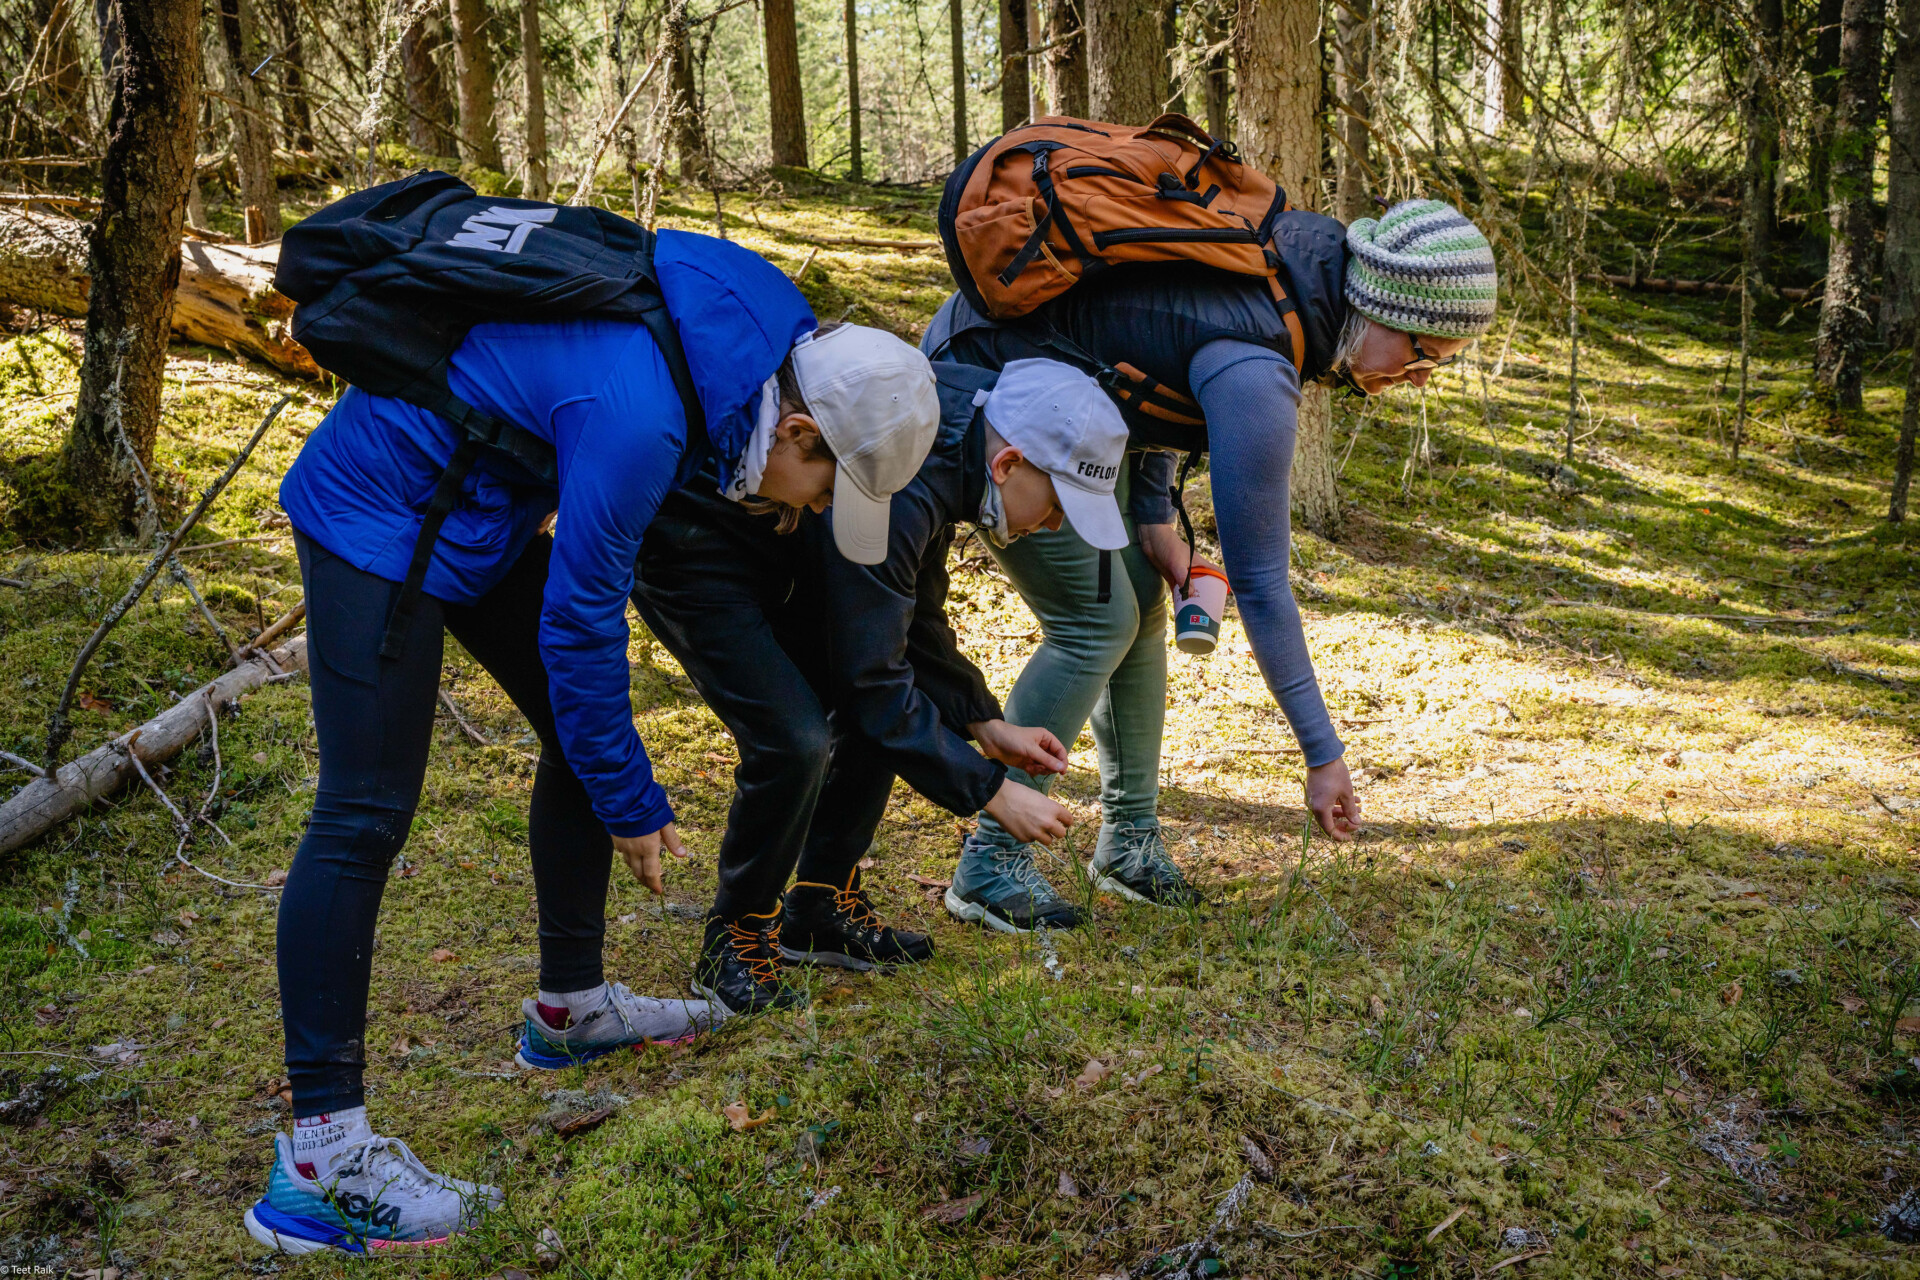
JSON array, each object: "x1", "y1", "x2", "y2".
[
  {"x1": 982, "y1": 359, "x2": 1131, "y2": 551},
  {"x1": 789, "y1": 324, "x2": 941, "y2": 564}
]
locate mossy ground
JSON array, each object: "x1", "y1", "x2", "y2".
[{"x1": 2, "y1": 179, "x2": 1918, "y2": 1279}]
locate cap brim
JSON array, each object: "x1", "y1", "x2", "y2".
[
  {"x1": 829, "y1": 466, "x2": 891, "y2": 564},
  {"x1": 1055, "y1": 482, "x2": 1130, "y2": 551}
]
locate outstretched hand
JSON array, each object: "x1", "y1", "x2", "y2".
[
  {"x1": 971, "y1": 718, "x2": 1069, "y2": 776},
  {"x1": 612, "y1": 821, "x2": 689, "y2": 895},
  {"x1": 1306, "y1": 759, "x2": 1362, "y2": 842}
]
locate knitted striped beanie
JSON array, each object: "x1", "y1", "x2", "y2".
[{"x1": 1344, "y1": 199, "x2": 1499, "y2": 338}]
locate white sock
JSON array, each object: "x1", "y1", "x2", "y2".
[
  {"x1": 536, "y1": 983, "x2": 609, "y2": 1028},
  {"x1": 291, "y1": 1105, "x2": 372, "y2": 1180}
]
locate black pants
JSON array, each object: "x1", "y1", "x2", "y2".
[
  {"x1": 281, "y1": 532, "x2": 611, "y2": 1118},
  {"x1": 631, "y1": 486, "x2": 836, "y2": 922}
]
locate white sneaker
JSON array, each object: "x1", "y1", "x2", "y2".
[
  {"x1": 515, "y1": 981, "x2": 725, "y2": 1069},
  {"x1": 243, "y1": 1132, "x2": 501, "y2": 1254}
]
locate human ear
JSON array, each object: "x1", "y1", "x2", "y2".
[
  {"x1": 988, "y1": 444, "x2": 1025, "y2": 485},
  {"x1": 774, "y1": 413, "x2": 820, "y2": 451}
]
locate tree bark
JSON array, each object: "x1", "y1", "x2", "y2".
[
  {"x1": 764, "y1": 0, "x2": 808, "y2": 167},
  {"x1": 0, "y1": 211, "x2": 318, "y2": 380},
  {"x1": 1331, "y1": 0, "x2": 1370, "y2": 221},
  {"x1": 1741, "y1": 0, "x2": 1782, "y2": 291},
  {"x1": 218, "y1": 0, "x2": 281, "y2": 241},
  {"x1": 92, "y1": 0, "x2": 119, "y2": 84},
  {"x1": 1203, "y1": 1, "x2": 1230, "y2": 139},
  {"x1": 847, "y1": 0, "x2": 864, "y2": 177},
  {"x1": 1498, "y1": 0, "x2": 1524, "y2": 126},
  {"x1": 402, "y1": 10, "x2": 458, "y2": 155},
  {"x1": 1235, "y1": 0, "x2": 1338, "y2": 537},
  {"x1": 1162, "y1": 0, "x2": 1185, "y2": 115},
  {"x1": 666, "y1": 0, "x2": 706, "y2": 184},
  {"x1": 521, "y1": 0, "x2": 550, "y2": 196},
  {"x1": 58, "y1": 0, "x2": 200, "y2": 534},
  {"x1": 1086, "y1": 0, "x2": 1164, "y2": 122},
  {"x1": 1001, "y1": 0, "x2": 1031, "y2": 130},
  {"x1": 1479, "y1": 0, "x2": 1503, "y2": 133},
  {"x1": 447, "y1": 0, "x2": 505, "y2": 171},
  {"x1": 951, "y1": 0, "x2": 969, "y2": 161},
  {"x1": 1806, "y1": 0, "x2": 1844, "y2": 266},
  {"x1": 1043, "y1": 0, "x2": 1088, "y2": 118},
  {"x1": 268, "y1": 0, "x2": 314, "y2": 150},
  {"x1": 1814, "y1": 0, "x2": 1886, "y2": 409},
  {"x1": 1882, "y1": 0, "x2": 1920, "y2": 342},
  {"x1": 1893, "y1": 325, "x2": 1920, "y2": 520}
]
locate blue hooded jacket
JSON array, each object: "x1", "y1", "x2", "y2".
[{"x1": 280, "y1": 229, "x2": 816, "y2": 837}]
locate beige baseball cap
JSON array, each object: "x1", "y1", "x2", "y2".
[{"x1": 788, "y1": 324, "x2": 940, "y2": 564}]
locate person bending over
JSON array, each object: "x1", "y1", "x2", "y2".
[
  {"x1": 631, "y1": 335, "x2": 1076, "y2": 1011},
  {"x1": 252, "y1": 234, "x2": 935, "y2": 1254},
  {"x1": 780, "y1": 357, "x2": 1136, "y2": 942},
  {"x1": 923, "y1": 199, "x2": 1499, "y2": 912}
]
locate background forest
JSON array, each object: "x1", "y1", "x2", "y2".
[{"x1": 3, "y1": 0, "x2": 1920, "y2": 1276}]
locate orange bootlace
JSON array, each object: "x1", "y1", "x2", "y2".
[
  {"x1": 725, "y1": 917, "x2": 784, "y2": 984},
  {"x1": 833, "y1": 885, "x2": 885, "y2": 933}
]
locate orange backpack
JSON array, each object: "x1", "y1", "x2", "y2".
[{"x1": 936, "y1": 112, "x2": 1307, "y2": 386}]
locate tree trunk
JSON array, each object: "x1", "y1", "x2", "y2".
[
  {"x1": 23, "y1": 0, "x2": 88, "y2": 154},
  {"x1": 1086, "y1": 0, "x2": 1164, "y2": 122},
  {"x1": 1882, "y1": 0, "x2": 1920, "y2": 342},
  {"x1": 1001, "y1": 0, "x2": 1031, "y2": 130},
  {"x1": 0, "y1": 211, "x2": 319, "y2": 380},
  {"x1": 1742, "y1": 0, "x2": 1781, "y2": 291},
  {"x1": 666, "y1": 0, "x2": 706, "y2": 184},
  {"x1": 1814, "y1": 0, "x2": 1886, "y2": 409},
  {"x1": 1203, "y1": 2, "x2": 1230, "y2": 139},
  {"x1": 1162, "y1": 0, "x2": 1185, "y2": 115},
  {"x1": 218, "y1": 0, "x2": 281, "y2": 241},
  {"x1": 402, "y1": 11, "x2": 458, "y2": 155},
  {"x1": 764, "y1": 0, "x2": 808, "y2": 167},
  {"x1": 951, "y1": 0, "x2": 969, "y2": 161},
  {"x1": 1806, "y1": 0, "x2": 1844, "y2": 267},
  {"x1": 58, "y1": 0, "x2": 200, "y2": 534},
  {"x1": 268, "y1": 0, "x2": 314, "y2": 150},
  {"x1": 1235, "y1": 0, "x2": 1338, "y2": 537},
  {"x1": 1331, "y1": 0, "x2": 1370, "y2": 221},
  {"x1": 847, "y1": 0, "x2": 864, "y2": 177},
  {"x1": 93, "y1": 0, "x2": 120, "y2": 83},
  {"x1": 1499, "y1": 0, "x2": 1524, "y2": 126},
  {"x1": 1479, "y1": 0, "x2": 1503, "y2": 133},
  {"x1": 521, "y1": 0, "x2": 550, "y2": 196},
  {"x1": 1893, "y1": 325, "x2": 1920, "y2": 520},
  {"x1": 447, "y1": 0, "x2": 504, "y2": 171},
  {"x1": 1043, "y1": 0, "x2": 1088, "y2": 118}
]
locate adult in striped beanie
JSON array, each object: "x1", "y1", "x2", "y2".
[{"x1": 1334, "y1": 198, "x2": 1499, "y2": 396}]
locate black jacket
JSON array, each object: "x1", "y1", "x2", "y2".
[
  {"x1": 798, "y1": 361, "x2": 1007, "y2": 817},
  {"x1": 922, "y1": 208, "x2": 1350, "y2": 455}
]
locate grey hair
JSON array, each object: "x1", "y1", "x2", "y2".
[{"x1": 1319, "y1": 307, "x2": 1372, "y2": 386}]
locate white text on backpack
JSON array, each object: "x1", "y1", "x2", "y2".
[{"x1": 447, "y1": 206, "x2": 558, "y2": 254}]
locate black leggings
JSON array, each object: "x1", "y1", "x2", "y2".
[{"x1": 281, "y1": 532, "x2": 611, "y2": 1118}]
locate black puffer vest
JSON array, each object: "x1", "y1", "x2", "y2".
[{"x1": 922, "y1": 209, "x2": 1349, "y2": 453}]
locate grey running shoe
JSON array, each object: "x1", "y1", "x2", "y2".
[
  {"x1": 945, "y1": 833, "x2": 1083, "y2": 933},
  {"x1": 515, "y1": 981, "x2": 724, "y2": 1069},
  {"x1": 1088, "y1": 820, "x2": 1203, "y2": 907},
  {"x1": 244, "y1": 1132, "x2": 501, "y2": 1254}
]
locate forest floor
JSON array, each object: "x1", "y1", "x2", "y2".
[{"x1": 1, "y1": 180, "x2": 1919, "y2": 1280}]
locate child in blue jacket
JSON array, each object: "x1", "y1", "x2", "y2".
[{"x1": 248, "y1": 231, "x2": 939, "y2": 1256}]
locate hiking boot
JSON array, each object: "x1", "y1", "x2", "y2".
[
  {"x1": 514, "y1": 981, "x2": 725, "y2": 1070},
  {"x1": 244, "y1": 1132, "x2": 501, "y2": 1255},
  {"x1": 1088, "y1": 820, "x2": 1204, "y2": 908},
  {"x1": 693, "y1": 909, "x2": 808, "y2": 1015},
  {"x1": 944, "y1": 832, "x2": 1083, "y2": 934},
  {"x1": 780, "y1": 871, "x2": 934, "y2": 971}
]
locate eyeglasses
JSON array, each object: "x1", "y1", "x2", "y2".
[{"x1": 1402, "y1": 333, "x2": 1462, "y2": 373}]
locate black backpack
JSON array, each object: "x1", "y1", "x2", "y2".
[{"x1": 274, "y1": 170, "x2": 710, "y2": 657}]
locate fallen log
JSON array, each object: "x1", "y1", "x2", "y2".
[
  {"x1": 0, "y1": 208, "x2": 318, "y2": 380},
  {"x1": 0, "y1": 634, "x2": 308, "y2": 858},
  {"x1": 1581, "y1": 271, "x2": 1880, "y2": 308}
]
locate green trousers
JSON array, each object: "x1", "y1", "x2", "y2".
[{"x1": 973, "y1": 466, "x2": 1167, "y2": 847}]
